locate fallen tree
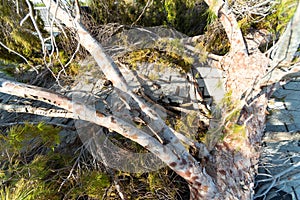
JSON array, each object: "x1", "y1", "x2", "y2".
[{"x1": 0, "y1": 0, "x2": 299, "y2": 199}]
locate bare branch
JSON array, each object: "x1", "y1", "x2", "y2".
[
  {"x1": 255, "y1": 161, "x2": 300, "y2": 199},
  {"x1": 0, "y1": 103, "x2": 74, "y2": 118},
  {"x1": 131, "y1": 0, "x2": 153, "y2": 26},
  {"x1": 19, "y1": 1, "x2": 222, "y2": 197},
  {"x1": 230, "y1": 0, "x2": 278, "y2": 22},
  {"x1": 0, "y1": 41, "x2": 38, "y2": 73},
  {"x1": 0, "y1": 77, "x2": 217, "y2": 197},
  {"x1": 0, "y1": 78, "x2": 174, "y2": 162},
  {"x1": 25, "y1": 0, "x2": 46, "y2": 54},
  {"x1": 259, "y1": 62, "x2": 300, "y2": 87},
  {"x1": 42, "y1": 0, "x2": 206, "y2": 158}
]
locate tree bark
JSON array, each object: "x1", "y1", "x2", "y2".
[
  {"x1": 42, "y1": 1, "x2": 221, "y2": 196},
  {"x1": 0, "y1": 0, "x2": 298, "y2": 199}
]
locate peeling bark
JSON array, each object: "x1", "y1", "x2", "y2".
[{"x1": 0, "y1": 0, "x2": 298, "y2": 199}]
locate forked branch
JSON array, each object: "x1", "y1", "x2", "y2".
[
  {"x1": 41, "y1": 0, "x2": 210, "y2": 166},
  {"x1": 203, "y1": 0, "x2": 248, "y2": 55}
]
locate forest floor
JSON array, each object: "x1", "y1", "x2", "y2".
[{"x1": 1, "y1": 62, "x2": 300, "y2": 199}]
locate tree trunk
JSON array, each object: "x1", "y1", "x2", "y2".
[
  {"x1": 187, "y1": 1, "x2": 272, "y2": 198},
  {"x1": 188, "y1": 50, "x2": 270, "y2": 199},
  {"x1": 0, "y1": 0, "x2": 298, "y2": 199}
]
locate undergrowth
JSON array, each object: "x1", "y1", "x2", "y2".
[{"x1": 0, "y1": 122, "x2": 189, "y2": 199}]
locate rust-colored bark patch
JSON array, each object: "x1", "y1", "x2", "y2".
[
  {"x1": 202, "y1": 185, "x2": 209, "y2": 192},
  {"x1": 219, "y1": 169, "x2": 227, "y2": 176},
  {"x1": 185, "y1": 170, "x2": 191, "y2": 178},
  {"x1": 110, "y1": 117, "x2": 116, "y2": 123},
  {"x1": 169, "y1": 162, "x2": 177, "y2": 167},
  {"x1": 96, "y1": 112, "x2": 104, "y2": 118},
  {"x1": 191, "y1": 176, "x2": 198, "y2": 182},
  {"x1": 180, "y1": 158, "x2": 187, "y2": 165},
  {"x1": 141, "y1": 104, "x2": 147, "y2": 110},
  {"x1": 4, "y1": 82, "x2": 16, "y2": 88},
  {"x1": 131, "y1": 134, "x2": 138, "y2": 140},
  {"x1": 196, "y1": 182, "x2": 202, "y2": 188}
]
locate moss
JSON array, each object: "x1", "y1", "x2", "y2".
[
  {"x1": 0, "y1": 141, "x2": 66, "y2": 200},
  {"x1": 0, "y1": 122, "x2": 115, "y2": 199},
  {"x1": 220, "y1": 91, "x2": 234, "y2": 109},
  {"x1": 0, "y1": 178, "x2": 37, "y2": 200},
  {"x1": 237, "y1": 0, "x2": 297, "y2": 40},
  {"x1": 205, "y1": 91, "x2": 246, "y2": 147},
  {"x1": 66, "y1": 63, "x2": 81, "y2": 77},
  {"x1": 0, "y1": 120, "x2": 190, "y2": 199},
  {"x1": 204, "y1": 8, "x2": 217, "y2": 26},
  {"x1": 73, "y1": 171, "x2": 110, "y2": 199},
  {"x1": 28, "y1": 155, "x2": 51, "y2": 179},
  {"x1": 165, "y1": 0, "x2": 177, "y2": 24},
  {"x1": 121, "y1": 47, "x2": 193, "y2": 73},
  {"x1": 34, "y1": 3, "x2": 46, "y2": 7},
  {"x1": 260, "y1": 0, "x2": 296, "y2": 33},
  {"x1": 172, "y1": 111, "x2": 208, "y2": 144},
  {"x1": 58, "y1": 51, "x2": 68, "y2": 65},
  {"x1": 11, "y1": 30, "x2": 40, "y2": 56},
  {"x1": 148, "y1": 72, "x2": 159, "y2": 80},
  {"x1": 147, "y1": 172, "x2": 164, "y2": 192},
  {"x1": 0, "y1": 0, "x2": 43, "y2": 63},
  {"x1": 238, "y1": 17, "x2": 253, "y2": 34},
  {"x1": 0, "y1": 1, "x2": 82, "y2": 82},
  {"x1": 205, "y1": 27, "x2": 230, "y2": 55},
  {"x1": 0, "y1": 64, "x2": 16, "y2": 77},
  {"x1": 6, "y1": 122, "x2": 61, "y2": 151}
]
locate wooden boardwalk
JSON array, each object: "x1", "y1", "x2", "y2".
[
  {"x1": 267, "y1": 80, "x2": 300, "y2": 132},
  {"x1": 256, "y1": 80, "x2": 300, "y2": 200}
]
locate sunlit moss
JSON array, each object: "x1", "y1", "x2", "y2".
[
  {"x1": 195, "y1": 41, "x2": 208, "y2": 63},
  {"x1": 147, "y1": 172, "x2": 164, "y2": 192},
  {"x1": 148, "y1": 72, "x2": 159, "y2": 80},
  {"x1": 73, "y1": 171, "x2": 110, "y2": 198},
  {"x1": 172, "y1": 111, "x2": 208, "y2": 144},
  {"x1": 0, "y1": 120, "x2": 189, "y2": 199},
  {"x1": 0, "y1": 137, "x2": 71, "y2": 200},
  {"x1": 259, "y1": 0, "x2": 297, "y2": 33},
  {"x1": 0, "y1": 178, "x2": 38, "y2": 200},
  {"x1": 165, "y1": 0, "x2": 177, "y2": 24},
  {"x1": 205, "y1": 28, "x2": 230, "y2": 55},
  {"x1": 6, "y1": 122, "x2": 61, "y2": 151},
  {"x1": 0, "y1": 0, "x2": 43, "y2": 63},
  {"x1": 66, "y1": 63, "x2": 81, "y2": 77},
  {"x1": 237, "y1": 0, "x2": 297, "y2": 40},
  {"x1": 204, "y1": 8, "x2": 217, "y2": 26}
]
